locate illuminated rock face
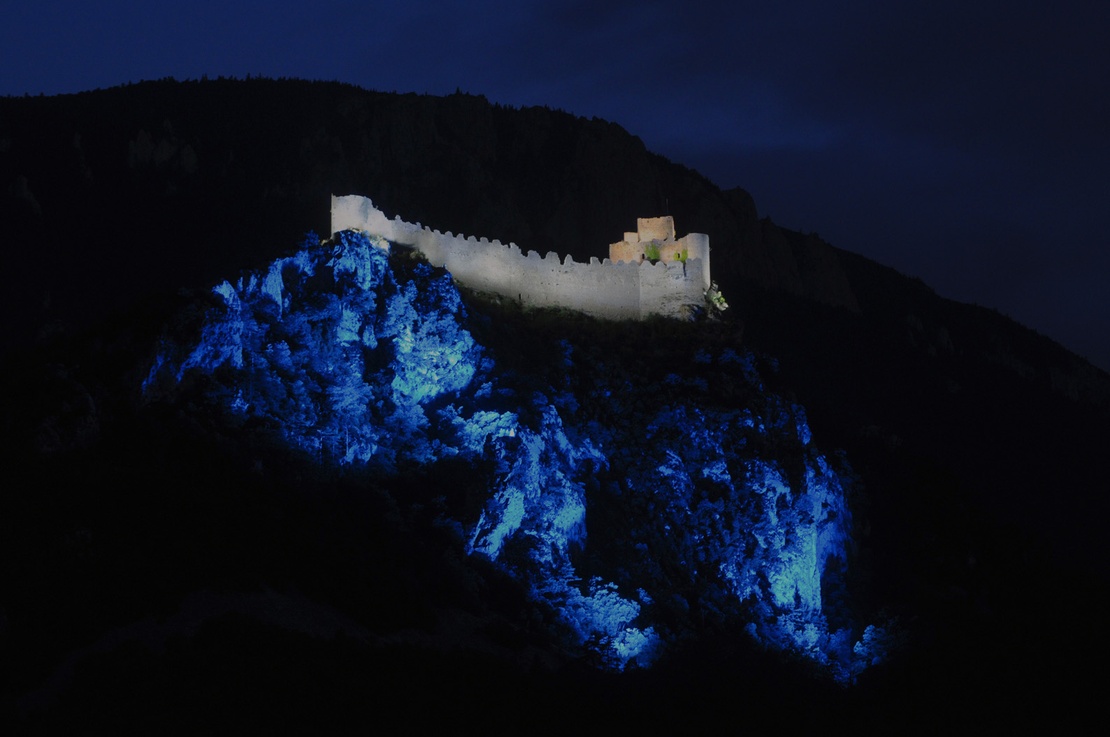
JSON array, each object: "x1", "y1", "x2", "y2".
[
  {"x1": 148, "y1": 230, "x2": 480, "y2": 468},
  {"x1": 146, "y1": 230, "x2": 888, "y2": 680}
]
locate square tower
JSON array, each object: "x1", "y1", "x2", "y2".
[{"x1": 637, "y1": 216, "x2": 675, "y2": 242}]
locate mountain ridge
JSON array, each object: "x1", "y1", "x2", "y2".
[
  {"x1": 2, "y1": 77, "x2": 1107, "y2": 729},
  {"x1": 3, "y1": 78, "x2": 1105, "y2": 382}
]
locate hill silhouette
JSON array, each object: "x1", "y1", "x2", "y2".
[{"x1": 2, "y1": 78, "x2": 1107, "y2": 731}]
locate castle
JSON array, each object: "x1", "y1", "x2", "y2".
[{"x1": 330, "y1": 195, "x2": 713, "y2": 321}]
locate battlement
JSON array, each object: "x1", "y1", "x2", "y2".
[{"x1": 330, "y1": 195, "x2": 712, "y2": 321}]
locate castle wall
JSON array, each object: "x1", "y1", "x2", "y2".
[
  {"x1": 679, "y1": 232, "x2": 711, "y2": 289},
  {"x1": 330, "y1": 195, "x2": 709, "y2": 321},
  {"x1": 609, "y1": 240, "x2": 644, "y2": 264}
]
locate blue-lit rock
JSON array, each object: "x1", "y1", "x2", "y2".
[
  {"x1": 145, "y1": 229, "x2": 890, "y2": 680},
  {"x1": 146, "y1": 231, "x2": 482, "y2": 468}
]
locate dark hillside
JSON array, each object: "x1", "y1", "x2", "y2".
[
  {"x1": 0, "y1": 78, "x2": 854, "y2": 352},
  {"x1": 2, "y1": 78, "x2": 1108, "y2": 729}
]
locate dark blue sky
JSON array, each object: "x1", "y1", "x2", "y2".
[{"x1": 3, "y1": 1, "x2": 1108, "y2": 370}]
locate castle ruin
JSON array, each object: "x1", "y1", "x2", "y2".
[{"x1": 330, "y1": 195, "x2": 712, "y2": 321}]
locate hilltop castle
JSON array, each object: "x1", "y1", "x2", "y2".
[{"x1": 330, "y1": 195, "x2": 714, "y2": 321}]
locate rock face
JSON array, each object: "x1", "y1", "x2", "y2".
[
  {"x1": 4, "y1": 80, "x2": 1110, "y2": 730},
  {"x1": 145, "y1": 229, "x2": 890, "y2": 680}
]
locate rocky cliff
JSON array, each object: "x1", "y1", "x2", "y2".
[
  {"x1": 140, "y1": 229, "x2": 889, "y2": 680},
  {"x1": 2, "y1": 78, "x2": 1108, "y2": 731}
]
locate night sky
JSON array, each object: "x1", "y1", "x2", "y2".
[{"x1": 3, "y1": 1, "x2": 1107, "y2": 370}]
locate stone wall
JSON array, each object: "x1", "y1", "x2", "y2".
[{"x1": 330, "y1": 195, "x2": 710, "y2": 320}]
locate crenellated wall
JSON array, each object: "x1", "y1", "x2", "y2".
[{"x1": 330, "y1": 195, "x2": 711, "y2": 320}]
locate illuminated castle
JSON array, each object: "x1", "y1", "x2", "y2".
[{"x1": 330, "y1": 195, "x2": 713, "y2": 321}]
